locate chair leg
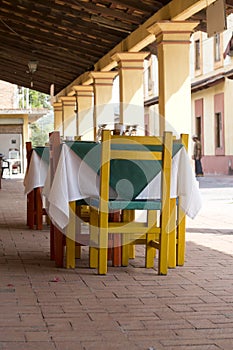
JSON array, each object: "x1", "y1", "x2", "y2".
[
  {"x1": 128, "y1": 244, "x2": 135, "y2": 259},
  {"x1": 75, "y1": 209, "x2": 82, "y2": 259},
  {"x1": 177, "y1": 205, "x2": 186, "y2": 266},
  {"x1": 98, "y1": 211, "x2": 108, "y2": 275},
  {"x1": 121, "y1": 210, "x2": 135, "y2": 266},
  {"x1": 111, "y1": 211, "x2": 121, "y2": 267},
  {"x1": 89, "y1": 207, "x2": 98, "y2": 268},
  {"x1": 66, "y1": 201, "x2": 76, "y2": 268},
  {"x1": 112, "y1": 234, "x2": 121, "y2": 267},
  {"x1": 168, "y1": 198, "x2": 177, "y2": 268},
  {"x1": 75, "y1": 244, "x2": 82, "y2": 259},
  {"x1": 98, "y1": 244, "x2": 108, "y2": 274},
  {"x1": 159, "y1": 215, "x2": 169, "y2": 275},
  {"x1": 146, "y1": 210, "x2": 156, "y2": 268}
]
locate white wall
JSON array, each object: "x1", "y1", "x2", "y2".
[
  {"x1": 190, "y1": 14, "x2": 233, "y2": 79},
  {"x1": 0, "y1": 134, "x2": 21, "y2": 158},
  {"x1": 224, "y1": 78, "x2": 233, "y2": 155}
]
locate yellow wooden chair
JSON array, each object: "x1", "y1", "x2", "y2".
[
  {"x1": 89, "y1": 129, "x2": 174, "y2": 275},
  {"x1": 175, "y1": 133, "x2": 189, "y2": 266},
  {"x1": 115, "y1": 133, "x2": 189, "y2": 271}
]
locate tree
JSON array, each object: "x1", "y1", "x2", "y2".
[
  {"x1": 30, "y1": 112, "x2": 54, "y2": 147},
  {"x1": 29, "y1": 90, "x2": 51, "y2": 109}
]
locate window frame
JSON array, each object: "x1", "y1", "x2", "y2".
[
  {"x1": 214, "y1": 93, "x2": 225, "y2": 155},
  {"x1": 193, "y1": 32, "x2": 203, "y2": 77},
  {"x1": 214, "y1": 33, "x2": 223, "y2": 69}
]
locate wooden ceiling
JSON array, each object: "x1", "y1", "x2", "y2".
[{"x1": 1, "y1": 0, "x2": 233, "y2": 96}]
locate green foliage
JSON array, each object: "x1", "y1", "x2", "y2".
[
  {"x1": 18, "y1": 87, "x2": 51, "y2": 109},
  {"x1": 29, "y1": 89, "x2": 51, "y2": 108},
  {"x1": 30, "y1": 113, "x2": 54, "y2": 147}
]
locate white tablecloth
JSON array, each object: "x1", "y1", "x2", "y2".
[
  {"x1": 24, "y1": 150, "x2": 49, "y2": 194},
  {"x1": 43, "y1": 144, "x2": 202, "y2": 230}
]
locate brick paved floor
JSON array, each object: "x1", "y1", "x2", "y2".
[{"x1": 0, "y1": 176, "x2": 233, "y2": 350}]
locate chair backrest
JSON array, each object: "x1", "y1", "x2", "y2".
[
  {"x1": 99, "y1": 129, "x2": 173, "y2": 214},
  {"x1": 9, "y1": 148, "x2": 19, "y2": 159},
  {"x1": 174, "y1": 133, "x2": 189, "y2": 151}
]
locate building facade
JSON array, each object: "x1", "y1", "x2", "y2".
[
  {"x1": 144, "y1": 14, "x2": 233, "y2": 175},
  {"x1": 190, "y1": 14, "x2": 233, "y2": 175}
]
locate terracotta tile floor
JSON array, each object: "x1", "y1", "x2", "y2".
[{"x1": 0, "y1": 176, "x2": 233, "y2": 350}]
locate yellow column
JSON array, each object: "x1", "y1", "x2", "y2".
[
  {"x1": 72, "y1": 86, "x2": 93, "y2": 140},
  {"x1": 90, "y1": 71, "x2": 118, "y2": 139},
  {"x1": 147, "y1": 21, "x2": 199, "y2": 135},
  {"x1": 111, "y1": 52, "x2": 149, "y2": 133},
  {"x1": 53, "y1": 102, "x2": 63, "y2": 135},
  {"x1": 60, "y1": 96, "x2": 76, "y2": 138}
]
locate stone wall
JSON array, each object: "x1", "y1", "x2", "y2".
[{"x1": 0, "y1": 81, "x2": 17, "y2": 109}]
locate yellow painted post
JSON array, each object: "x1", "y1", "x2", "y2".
[
  {"x1": 89, "y1": 207, "x2": 99, "y2": 269},
  {"x1": 177, "y1": 133, "x2": 189, "y2": 265},
  {"x1": 66, "y1": 201, "x2": 76, "y2": 268},
  {"x1": 159, "y1": 132, "x2": 172, "y2": 275},
  {"x1": 98, "y1": 130, "x2": 111, "y2": 275},
  {"x1": 128, "y1": 210, "x2": 136, "y2": 259},
  {"x1": 146, "y1": 210, "x2": 156, "y2": 268},
  {"x1": 168, "y1": 198, "x2": 176, "y2": 268}
]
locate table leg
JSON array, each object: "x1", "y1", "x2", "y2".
[
  {"x1": 54, "y1": 227, "x2": 64, "y2": 267},
  {"x1": 35, "y1": 187, "x2": 43, "y2": 230},
  {"x1": 27, "y1": 190, "x2": 35, "y2": 229},
  {"x1": 50, "y1": 223, "x2": 55, "y2": 260}
]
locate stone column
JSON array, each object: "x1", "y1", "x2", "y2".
[
  {"x1": 111, "y1": 52, "x2": 149, "y2": 134},
  {"x1": 72, "y1": 86, "x2": 93, "y2": 140},
  {"x1": 90, "y1": 71, "x2": 118, "y2": 139},
  {"x1": 147, "y1": 21, "x2": 199, "y2": 135},
  {"x1": 53, "y1": 102, "x2": 63, "y2": 135},
  {"x1": 60, "y1": 96, "x2": 76, "y2": 138}
]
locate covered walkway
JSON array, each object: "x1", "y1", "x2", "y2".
[{"x1": 0, "y1": 176, "x2": 233, "y2": 349}]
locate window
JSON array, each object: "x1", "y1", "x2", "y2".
[
  {"x1": 214, "y1": 93, "x2": 225, "y2": 155},
  {"x1": 194, "y1": 99, "x2": 204, "y2": 154},
  {"x1": 147, "y1": 58, "x2": 153, "y2": 95},
  {"x1": 214, "y1": 33, "x2": 223, "y2": 69},
  {"x1": 214, "y1": 34, "x2": 221, "y2": 62},
  {"x1": 193, "y1": 32, "x2": 202, "y2": 76},
  {"x1": 195, "y1": 39, "x2": 201, "y2": 70},
  {"x1": 215, "y1": 112, "x2": 222, "y2": 148},
  {"x1": 196, "y1": 116, "x2": 202, "y2": 142}
]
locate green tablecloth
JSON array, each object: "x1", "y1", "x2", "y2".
[
  {"x1": 34, "y1": 146, "x2": 50, "y2": 164},
  {"x1": 66, "y1": 141, "x2": 182, "y2": 200}
]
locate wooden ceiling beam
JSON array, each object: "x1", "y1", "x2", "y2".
[
  {"x1": 0, "y1": 23, "x2": 109, "y2": 59},
  {"x1": 100, "y1": 0, "x2": 161, "y2": 14},
  {"x1": 67, "y1": 0, "x2": 143, "y2": 24},
  {"x1": 1, "y1": 2, "x2": 127, "y2": 42},
  {"x1": 58, "y1": 0, "x2": 216, "y2": 97}
]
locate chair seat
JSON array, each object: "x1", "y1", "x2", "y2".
[{"x1": 90, "y1": 197, "x2": 162, "y2": 210}]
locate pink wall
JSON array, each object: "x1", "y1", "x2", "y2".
[{"x1": 202, "y1": 155, "x2": 233, "y2": 175}]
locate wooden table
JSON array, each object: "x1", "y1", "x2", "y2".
[
  {"x1": 24, "y1": 145, "x2": 49, "y2": 229},
  {"x1": 43, "y1": 141, "x2": 202, "y2": 269}
]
